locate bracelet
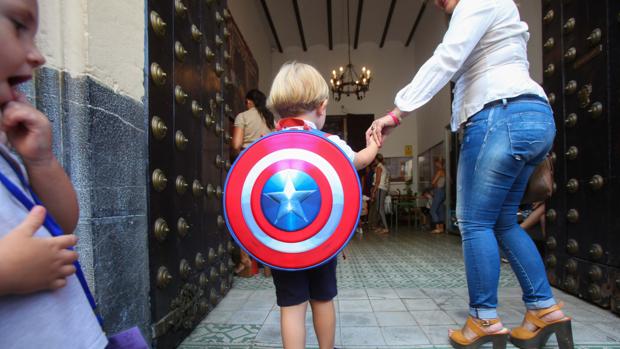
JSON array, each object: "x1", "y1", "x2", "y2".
[{"x1": 388, "y1": 111, "x2": 401, "y2": 126}]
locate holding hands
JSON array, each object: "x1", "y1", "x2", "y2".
[{"x1": 365, "y1": 108, "x2": 405, "y2": 147}]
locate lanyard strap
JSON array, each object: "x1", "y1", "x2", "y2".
[{"x1": 0, "y1": 151, "x2": 102, "y2": 326}]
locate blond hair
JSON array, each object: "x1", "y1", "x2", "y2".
[{"x1": 267, "y1": 61, "x2": 329, "y2": 117}]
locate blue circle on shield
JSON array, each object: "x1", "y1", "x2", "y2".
[{"x1": 260, "y1": 169, "x2": 321, "y2": 231}]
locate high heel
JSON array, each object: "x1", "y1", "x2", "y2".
[
  {"x1": 510, "y1": 302, "x2": 574, "y2": 349},
  {"x1": 449, "y1": 316, "x2": 509, "y2": 349}
]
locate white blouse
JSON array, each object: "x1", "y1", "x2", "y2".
[{"x1": 394, "y1": 0, "x2": 547, "y2": 131}]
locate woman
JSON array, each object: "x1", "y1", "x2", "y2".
[
  {"x1": 430, "y1": 158, "x2": 446, "y2": 234},
  {"x1": 371, "y1": 154, "x2": 389, "y2": 235},
  {"x1": 231, "y1": 89, "x2": 275, "y2": 156},
  {"x1": 231, "y1": 89, "x2": 275, "y2": 276},
  {"x1": 367, "y1": 1, "x2": 572, "y2": 348}
]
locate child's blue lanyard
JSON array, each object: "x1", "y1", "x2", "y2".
[{"x1": 0, "y1": 151, "x2": 103, "y2": 326}]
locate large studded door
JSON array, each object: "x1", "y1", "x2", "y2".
[
  {"x1": 146, "y1": 0, "x2": 241, "y2": 347},
  {"x1": 541, "y1": 0, "x2": 620, "y2": 315}
]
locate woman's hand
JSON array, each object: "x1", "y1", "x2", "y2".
[{"x1": 365, "y1": 108, "x2": 404, "y2": 147}]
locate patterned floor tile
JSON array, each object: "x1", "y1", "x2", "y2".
[
  {"x1": 341, "y1": 326, "x2": 386, "y2": 346},
  {"x1": 181, "y1": 228, "x2": 620, "y2": 348},
  {"x1": 179, "y1": 324, "x2": 260, "y2": 347},
  {"x1": 203, "y1": 310, "x2": 234, "y2": 324},
  {"x1": 228, "y1": 310, "x2": 269, "y2": 325},
  {"x1": 339, "y1": 299, "x2": 373, "y2": 312},
  {"x1": 337, "y1": 288, "x2": 368, "y2": 299},
  {"x1": 374, "y1": 311, "x2": 416, "y2": 326},
  {"x1": 395, "y1": 288, "x2": 428, "y2": 299},
  {"x1": 253, "y1": 324, "x2": 281, "y2": 346},
  {"x1": 421, "y1": 325, "x2": 454, "y2": 346},
  {"x1": 411, "y1": 310, "x2": 457, "y2": 326},
  {"x1": 381, "y1": 325, "x2": 431, "y2": 345},
  {"x1": 435, "y1": 297, "x2": 469, "y2": 310},
  {"x1": 371, "y1": 299, "x2": 408, "y2": 312},
  {"x1": 404, "y1": 298, "x2": 440, "y2": 311},
  {"x1": 339, "y1": 312, "x2": 378, "y2": 327},
  {"x1": 366, "y1": 287, "x2": 400, "y2": 299}
]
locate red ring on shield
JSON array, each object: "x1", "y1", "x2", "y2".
[
  {"x1": 224, "y1": 131, "x2": 361, "y2": 270},
  {"x1": 249, "y1": 160, "x2": 333, "y2": 243}
]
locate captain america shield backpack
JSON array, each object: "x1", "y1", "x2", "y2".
[{"x1": 223, "y1": 130, "x2": 361, "y2": 270}]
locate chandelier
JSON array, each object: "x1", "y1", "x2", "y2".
[{"x1": 329, "y1": 0, "x2": 371, "y2": 101}]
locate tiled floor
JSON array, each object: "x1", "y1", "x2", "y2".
[{"x1": 179, "y1": 229, "x2": 620, "y2": 349}]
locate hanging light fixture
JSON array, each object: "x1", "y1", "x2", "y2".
[{"x1": 329, "y1": 0, "x2": 372, "y2": 101}]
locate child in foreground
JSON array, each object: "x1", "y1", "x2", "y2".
[
  {"x1": 0, "y1": 0, "x2": 107, "y2": 347},
  {"x1": 266, "y1": 61, "x2": 379, "y2": 349}
]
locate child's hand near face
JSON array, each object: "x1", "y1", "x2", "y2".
[
  {"x1": 1, "y1": 91, "x2": 52, "y2": 166},
  {"x1": 0, "y1": 206, "x2": 78, "y2": 295}
]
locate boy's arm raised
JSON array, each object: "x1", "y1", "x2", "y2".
[
  {"x1": 353, "y1": 134, "x2": 380, "y2": 170},
  {"x1": 1, "y1": 96, "x2": 79, "y2": 234}
]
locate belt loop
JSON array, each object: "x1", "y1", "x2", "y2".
[{"x1": 502, "y1": 98, "x2": 508, "y2": 108}]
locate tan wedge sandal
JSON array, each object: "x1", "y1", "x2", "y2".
[
  {"x1": 449, "y1": 316, "x2": 509, "y2": 349},
  {"x1": 510, "y1": 302, "x2": 574, "y2": 349}
]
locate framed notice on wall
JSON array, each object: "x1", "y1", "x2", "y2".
[
  {"x1": 404, "y1": 145, "x2": 413, "y2": 156},
  {"x1": 384, "y1": 157, "x2": 413, "y2": 182}
]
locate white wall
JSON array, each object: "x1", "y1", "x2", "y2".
[
  {"x1": 411, "y1": 6, "x2": 452, "y2": 155},
  {"x1": 519, "y1": 0, "x2": 543, "y2": 83},
  {"x1": 228, "y1": 0, "x2": 274, "y2": 93},
  {"x1": 37, "y1": 0, "x2": 144, "y2": 101}
]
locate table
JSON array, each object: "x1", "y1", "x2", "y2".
[{"x1": 392, "y1": 199, "x2": 422, "y2": 232}]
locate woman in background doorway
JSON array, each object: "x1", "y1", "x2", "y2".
[
  {"x1": 231, "y1": 89, "x2": 275, "y2": 276},
  {"x1": 231, "y1": 89, "x2": 275, "y2": 156},
  {"x1": 371, "y1": 154, "x2": 389, "y2": 235},
  {"x1": 430, "y1": 158, "x2": 446, "y2": 234}
]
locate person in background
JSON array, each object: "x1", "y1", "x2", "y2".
[
  {"x1": 232, "y1": 89, "x2": 275, "y2": 277},
  {"x1": 519, "y1": 201, "x2": 547, "y2": 258},
  {"x1": 420, "y1": 188, "x2": 434, "y2": 230},
  {"x1": 366, "y1": 159, "x2": 379, "y2": 229},
  {"x1": 231, "y1": 89, "x2": 275, "y2": 156},
  {"x1": 430, "y1": 158, "x2": 446, "y2": 234},
  {"x1": 371, "y1": 154, "x2": 390, "y2": 235}
]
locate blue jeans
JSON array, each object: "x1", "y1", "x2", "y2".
[
  {"x1": 430, "y1": 186, "x2": 445, "y2": 224},
  {"x1": 456, "y1": 96, "x2": 557, "y2": 319}
]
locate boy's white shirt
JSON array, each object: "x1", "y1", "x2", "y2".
[
  {"x1": 0, "y1": 140, "x2": 108, "y2": 349},
  {"x1": 288, "y1": 120, "x2": 356, "y2": 162}
]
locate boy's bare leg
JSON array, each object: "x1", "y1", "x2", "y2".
[
  {"x1": 310, "y1": 299, "x2": 336, "y2": 349},
  {"x1": 280, "y1": 302, "x2": 307, "y2": 349}
]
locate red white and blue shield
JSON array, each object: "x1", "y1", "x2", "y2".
[{"x1": 223, "y1": 130, "x2": 361, "y2": 270}]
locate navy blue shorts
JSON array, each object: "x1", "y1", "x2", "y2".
[{"x1": 271, "y1": 258, "x2": 338, "y2": 307}]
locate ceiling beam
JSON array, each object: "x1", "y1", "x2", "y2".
[
  {"x1": 353, "y1": 0, "x2": 364, "y2": 49},
  {"x1": 405, "y1": 0, "x2": 427, "y2": 47},
  {"x1": 379, "y1": 0, "x2": 397, "y2": 48},
  {"x1": 327, "y1": 0, "x2": 333, "y2": 50},
  {"x1": 260, "y1": 0, "x2": 283, "y2": 53},
  {"x1": 292, "y1": 0, "x2": 307, "y2": 51}
]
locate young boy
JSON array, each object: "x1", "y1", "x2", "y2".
[
  {"x1": 0, "y1": 0, "x2": 107, "y2": 347},
  {"x1": 266, "y1": 61, "x2": 379, "y2": 349}
]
